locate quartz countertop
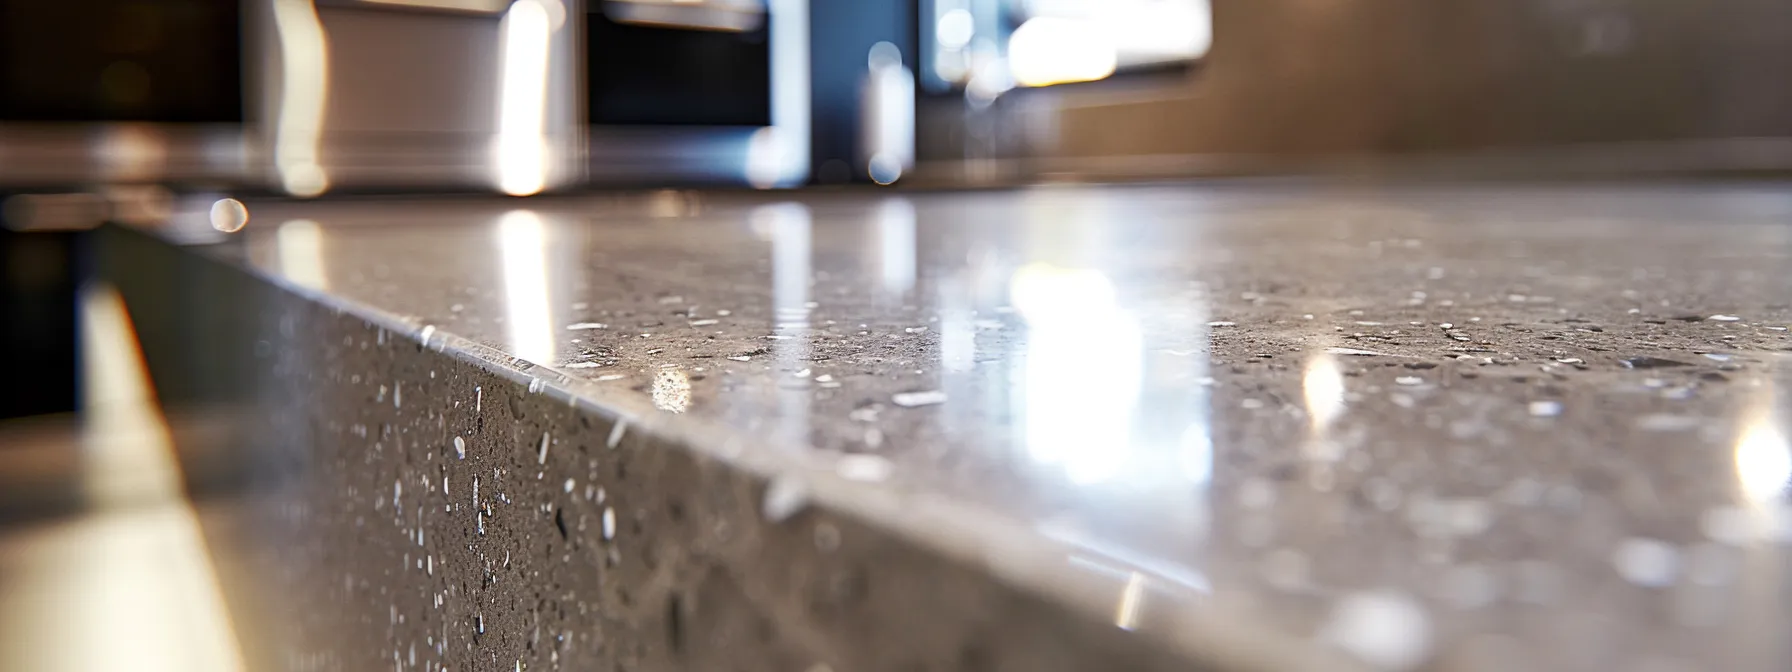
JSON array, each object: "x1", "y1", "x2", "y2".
[{"x1": 229, "y1": 182, "x2": 1792, "y2": 672}]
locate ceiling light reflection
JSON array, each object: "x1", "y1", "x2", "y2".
[
  {"x1": 1012, "y1": 263, "x2": 1142, "y2": 484},
  {"x1": 276, "y1": 220, "x2": 328, "y2": 291},
  {"x1": 1304, "y1": 353, "x2": 1346, "y2": 431},
  {"x1": 758, "y1": 203, "x2": 813, "y2": 442},
  {"x1": 497, "y1": 211, "x2": 555, "y2": 364},
  {"x1": 1735, "y1": 413, "x2": 1791, "y2": 504},
  {"x1": 876, "y1": 198, "x2": 916, "y2": 297}
]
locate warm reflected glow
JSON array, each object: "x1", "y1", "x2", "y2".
[
  {"x1": 95, "y1": 125, "x2": 168, "y2": 182},
  {"x1": 1008, "y1": 17, "x2": 1117, "y2": 87},
  {"x1": 652, "y1": 370, "x2": 693, "y2": 413},
  {"x1": 50, "y1": 284, "x2": 247, "y2": 672},
  {"x1": 1304, "y1": 354, "x2": 1346, "y2": 431},
  {"x1": 272, "y1": 0, "x2": 330, "y2": 197},
  {"x1": 495, "y1": 0, "x2": 553, "y2": 196},
  {"x1": 276, "y1": 220, "x2": 328, "y2": 290},
  {"x1": 1012, "y1": 263, "x2": 1142, "y2": 484},
  {"x1": 1114, "y1": 572, "x2": 1146, "y2": 631},
  {"x1": 497, "y1": 211, "x2": 556, "y2": 363},
  {"x1": 1735, "y1": 414, "x2": 1791, "y2": 504}
]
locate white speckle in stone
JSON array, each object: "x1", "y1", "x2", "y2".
[
  {"x1": 761, "y1": 475, "x2": 809, "y2": 523},
  {"x1": 565, "y1": 362, "x2": 601, "y2": 369},
  {"x1": 419, "y1": 325, "x2": 436, "y2": 343},
  {"x1": 475, "y1": 386, "x2": 482, "y2": 413},
  {"x1": 394, "y1": 382, "x2": 402, "y2": 408},
  {"x1": 606, "y1": 421, "x2": 626, "y2": 449},
  {"x1": 814, "y1": 374, "x2": 835, "y2": 383},
  {"x1": 1708, "y1": 315, "x2": 1741, "y2": 322},
  {"x1": 1326, "y1": 347, "x2": 1388, "y2": 356},
  {"x1": 1395, "y1": 376, "x2": 1424, "y2": 386},
  {"x1": 537, "y1": 432, "x2": 550, "y2": 464},
  {"x1": 563, "y1": 478, "x2": 574, "y2": 493},
  {"x1": 1701, "y1": 353, "x2": 1733, "y2": 362},
  {"x1": 1319, "y1": 590, "x2": 1434, "y2": 672},
  {"x1": 567, "y1": 322, "x2": 608, "y2": 330},
  {"x1": 891, "y1": 390, "x2": 948, "y2": 407},
  {"x1": 836, "y1": 454, "x2": 895, "y2": 482},
  {"x1": 601, "y1": 507, "x2": 616, "y2": 540},
  {"x1": 1528, "y1": 400, "x2": 1563, "y2": 417},
  {"x1": 690, "y1": 319, "x2": 719, "y2": 327},
  {"x1": 454, "y1": 436, "x2": 466, "y2": 459},
  {"x1": 1207, "y1": 321, "x2": 1237, "y2": 327},
  {"x1": 1612, "y1": 537, "x2": 1679, "y2": 588},
  {"x1": 728, "y1": 355, "x2": 752, "y2": 362}
]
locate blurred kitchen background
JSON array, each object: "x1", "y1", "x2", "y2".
[{"x1": 3, "y1": 2, "x2": 1792, "y2": 670}]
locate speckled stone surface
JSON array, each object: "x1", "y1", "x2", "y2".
[{"x1": 203, "y1": 183, "x2": 1792, "y2": 671}]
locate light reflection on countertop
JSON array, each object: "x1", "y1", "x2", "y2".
[{"x1": 233, "y1": 183, "x2": 1792, "y2": 671}]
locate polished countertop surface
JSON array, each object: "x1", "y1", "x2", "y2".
[{"x1": 223, "y1": 182, "x2": 1792, "y2": 671}]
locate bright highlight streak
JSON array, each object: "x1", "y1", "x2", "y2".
[
  {"x1": 1114, "y1": 572, "x2": 1146, "y2": 631},
  {"x1": 276, "y1": 220, "x2": 328, "y2": 291},
  {"x1": 745, "y1": 0, "x2": 810, "y2": 188},
  {"x1": 272, "y1": 0, "x2": 330, "y2": 197},
  {"x1": 1007, "y1": 17, "x2": 1117, "y2": 87},
  {"x1": 31, "y1": 284, "x2": 249, "y2": 672},
  {"x1": 1304, "y1": 354, "x2": 1346, "y2": 431},
  {"x1": 495, "y1": 0, "x2": 553, "y2": 196},
  {"x1": 497, "y1": 211, "x2": 556, "y2": 363},
  {"x1": 1012, "y1": 263, "x2": 1142, "y2": 484},
  {"x1": 1735, "y1": 416, "x2": 1791, "y2": 504}
]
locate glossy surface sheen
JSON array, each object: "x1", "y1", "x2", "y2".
[{"x1": 240, "y1": 183, "x2": 1792, "y2": 671}]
